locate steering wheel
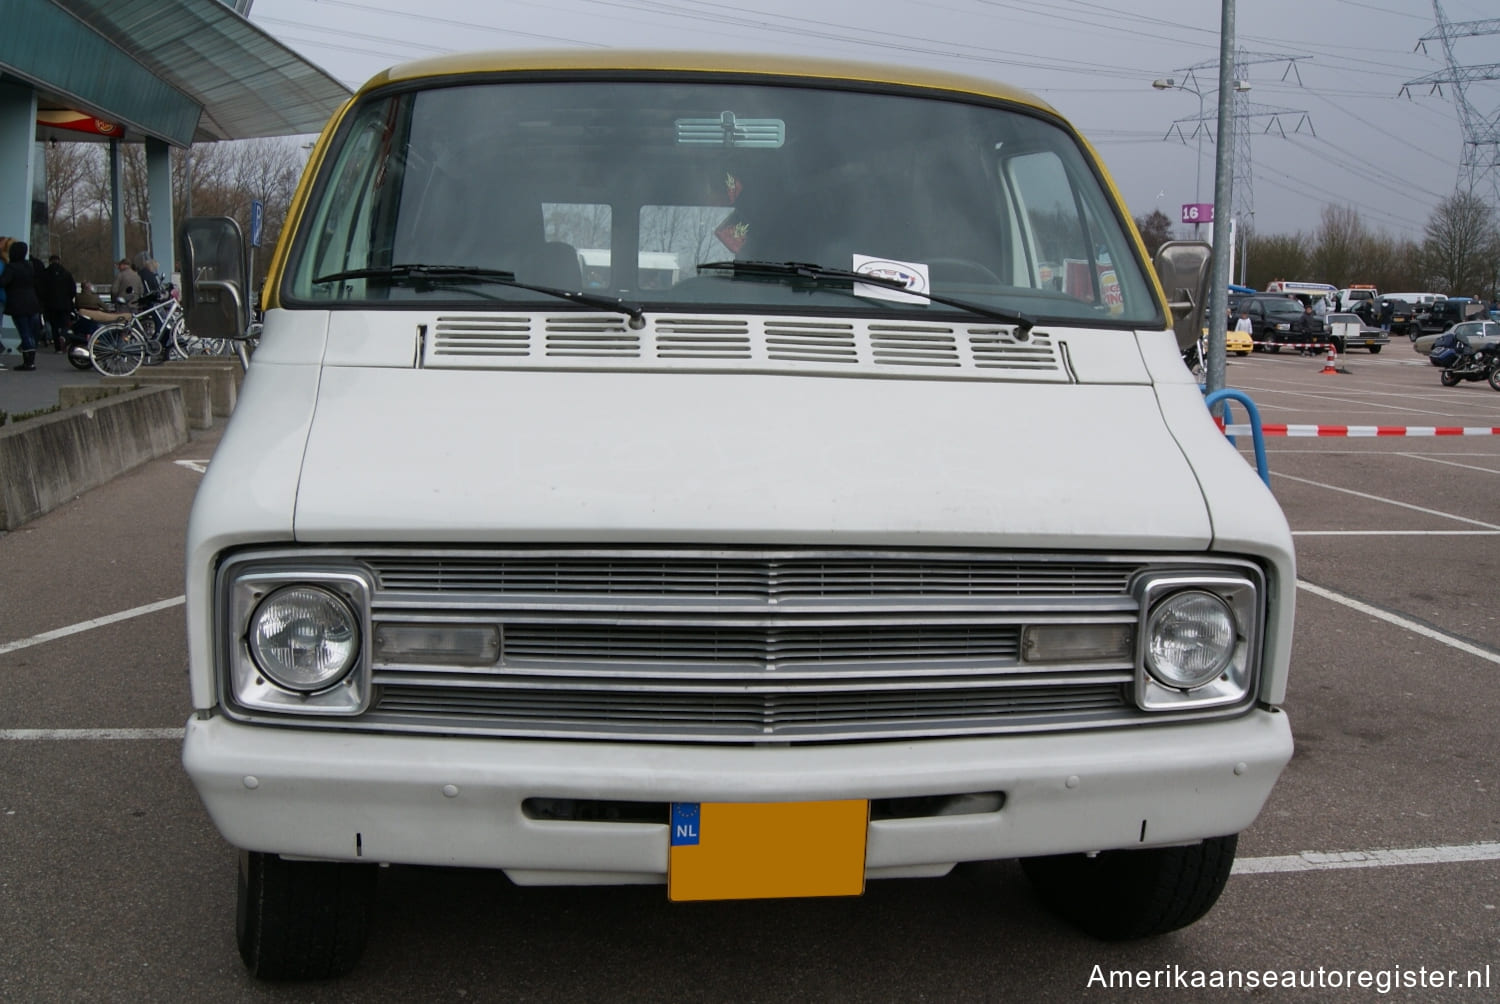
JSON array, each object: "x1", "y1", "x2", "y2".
[{"x1": 926, "y1": 257, "x2": 1003, "y2": 285}]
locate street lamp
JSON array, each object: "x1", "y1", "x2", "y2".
[
  {"x1": 1152, "y1": 77, "x2": 1206, "y2": 235},
  {"x1": 1152, "y1": 76, "x2": 1251, "y2": 237}
]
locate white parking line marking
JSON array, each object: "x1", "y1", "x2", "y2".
[
  {"x1": 1398, "y1": 454, "x2": 1500, "y2": 474},
  {"x1": 0, "y1": 596, "x2": 186, "y2": 656},
  {"x1": 1297, "y1": 580, "x2": 1500, "y2": 666},
  {"x1": 1273, "y1": 472, "x2": 1500, "y2": 529},
  {"x1": 0, "y1": 728, "x2": 182, "y2": 740},
  {"x1": 1229, "y1": 384, "x2": 1473, "y2": 419},
  {"x1": 1235, "y1": 842, "x2": 1500, "y2": 874},
  {"x1": 1293, "y1": 530, "x2": 1500, "y2": 536},
  {"x1": 175, "y1": 460, "x2": 210, "y2": 473}
]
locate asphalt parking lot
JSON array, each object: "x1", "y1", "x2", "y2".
[{"x1": 2, "y1": 343, "x2": 1498, "y2": 1000}]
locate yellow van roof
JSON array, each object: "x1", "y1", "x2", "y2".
[{"x1": 356, "y1": 49, "x2": 1056, "y2": 116}]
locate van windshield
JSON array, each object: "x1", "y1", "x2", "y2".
[{"x1": 284, "y1": 76, "x2": 1162, "y2": 328}]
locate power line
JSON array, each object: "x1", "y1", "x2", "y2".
[{"x1": 1402, "y1": 0, "x2": 1500, "y2": 205}]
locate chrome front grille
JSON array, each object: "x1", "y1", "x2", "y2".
[
  {"x1": 364, "y1": 553, "x2": 1135, "y2": 598},
  {"x1": 318, "y1": 548, "x2": 1161, "y2": 743},
  {"x1": 370, "y1": 678, "x2": 1130, "y2": 740}
]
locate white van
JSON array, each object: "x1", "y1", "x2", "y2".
[
  {"x1": 1265, "y1": 279, "x2": 1336, "y2": 303},
  {"x1": 1383, "y1": 291, "x2": 1441, "y2": 309},
  {"x1": 1335, "y1": 285, "x2": 1379, "y2": 314},
  {"x1": 181, "y1": 50, "x2": 1295, "y2": 979}
]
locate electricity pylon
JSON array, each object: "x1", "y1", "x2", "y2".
[
  {"x1": 1401, "y1": 1, "x2": 1500, "y2": 206},
  {"x1": 1157, "y1": 50, "x2": 1313, "y2": 283}
]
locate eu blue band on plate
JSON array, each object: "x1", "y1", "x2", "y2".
[{"x1": 670, "y1": 802, "x2": 700, "y2": 846}]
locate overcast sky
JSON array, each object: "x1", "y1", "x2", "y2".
[{"x1": 247, "y1": 0, "x2": 1499, "y2": 239}]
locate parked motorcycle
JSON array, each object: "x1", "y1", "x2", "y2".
[
  {"x1": 1429, "y1": 330, "x2": 1500, "y2": 389},
  {"x1": 1182, "y1": 331, "x2": 1207, "y2": 381},
  {"x1": 61, "y1": 313, "x2": 99, "y2": 371}
]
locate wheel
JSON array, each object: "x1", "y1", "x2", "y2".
[
  {"x1": 1269, "y1": 343, "x2": 1281, "y2": 354},
  {"x1": 1021, "y1": 834, "x2": 1237, "y2": 940},
  {"x1": 1440, "y1": 369, "x2": 1461, "y2": 387},
  {"x1": 236, "y1": 850, "x2": 377, "y2": 980},
  {"x1": 171, "y1": 322, "x2": 198, "y2": 356},
  {"x1": 171, "y1": 321, "x2": 227, "y2": 357},
  {"x1": 1488, "y1": 366, "x2": 1500, "y2": 392},
  {"x1": 88, "y1": 323, "x2": 146, "y2": 376},
  {"x1": 1369, "y1": 345, "x2": 1382, "y2": 354},
  {"x1": 66, "y1": 345, "x2": 94, "y2": 370}
]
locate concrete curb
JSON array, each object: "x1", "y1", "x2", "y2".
[
  {"x1": 165, "y1": 357, "x2": 242, "y2": 417},
  {"x1": 102, "y1": 372, "x2": 214, "y2": 429},
  {"x1": 0, "y1": 385, "x2": 189, "y2": 530}
]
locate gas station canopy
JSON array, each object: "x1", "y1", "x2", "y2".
[{"x1": 2, "y1": 0, "x2": 351, "y2": 147}]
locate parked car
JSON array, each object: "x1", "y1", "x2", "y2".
[
  {"x1": 1335, "y1": 285, "x2": 1379, "y2": 316},
  {"x1": 1224, "y1": 324, "x2": 1253, "y2": 356},
  {"x1": 1419, "y1": 297, "x2": 1483, "y2": 335},
  {"x1": 1377, "y1": 297, "x2": 1423, "y2": 338},
  {"x1": 1325, "y1": 312, "x2": 1387, "y2": 353},
  {"x1": 1239, "y1": 294, "x2": 1330, "y2": 352},
  {"x1": 1413, "y1": 319, "x2": 1500, "y2": 356}
]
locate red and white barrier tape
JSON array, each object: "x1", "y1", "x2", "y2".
[{"x1": 1221, "y1": 423, "x2": 1500, "y2": 437}]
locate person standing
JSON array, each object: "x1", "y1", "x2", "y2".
[
  {"x1": 1235, "y1": 308, "x2": 1254, "y2": 338},
  {"x1": 1293, "y1": 302, "x2": 1317, "y2": 356},
  {"x1": 111, "y1": 257, "x2": 142, "y2": 313},
  {"x1": 0, "y1": 241, "x2": 45, "y2": 371},
  {"x1": 40, "y1": 254, "x2": 77, "y2": 352}
]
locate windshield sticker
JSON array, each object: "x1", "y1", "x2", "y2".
[{"x1": 852, "y1": 254, "x2": 931, "y2": 304}]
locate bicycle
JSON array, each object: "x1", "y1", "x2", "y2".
[{"x1": 87, "y1": 286, "x2": 233, "y2": 376}]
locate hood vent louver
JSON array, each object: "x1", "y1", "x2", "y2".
[{"x1": 426, "y1": 314, "x2": 1063, "y2": 380}]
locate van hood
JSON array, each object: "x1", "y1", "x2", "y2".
[{"x1": 291, "y1": 367, "x2": 1213, "y2": 549}]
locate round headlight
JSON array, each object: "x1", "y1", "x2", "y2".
[
  {"x1": 248, "y1": 585, "x2": 360, "y2": 693},
  {"x1": 1145, "y1": 590, "x2": 1236, "y2": 690}
]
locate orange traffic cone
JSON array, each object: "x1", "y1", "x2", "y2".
[{"x1": 1320, "y1": 343, "x2": 1339, "y2": 374}]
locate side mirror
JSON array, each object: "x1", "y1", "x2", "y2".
[
  {"x1": 177, "y1": 217, "x2": 249, "y2": 340},
  {"x1": 1152, "y1": 240, "x2": 1213, "y2": 353}
]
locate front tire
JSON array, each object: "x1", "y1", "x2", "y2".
[
  {"x1": 1369, "y1": 344, "x2": 1382, "y2": 354},
  {"x1": 236, "y1": 850, "x2": 378, "y2": 981},
  {"x1": 1488, "y1": 366, "x2": 1500, "y2": 392},
  {"x1": 1441, "y1": 369, "x2": 1462, "y2": 387},
  {"x1": 88, "y1": 324, "x2": 145, "y2": 376},
  {"x1": 1021, "y1": 834, "x2": 1237, "y2": 940}
]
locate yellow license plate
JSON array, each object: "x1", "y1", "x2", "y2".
[{"x1": 667, "y1": 800, "x2": 869, "y2": 902}]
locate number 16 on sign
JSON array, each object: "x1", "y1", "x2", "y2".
[{"x1": 1181, "y1": 203, "x2": 1214, "y2": 224}]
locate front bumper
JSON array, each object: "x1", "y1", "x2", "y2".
[{"x1": 183, "y1": 709, "x2": 1292, "y2": 884}]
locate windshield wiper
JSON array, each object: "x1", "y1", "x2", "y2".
[
  {"x1": 694, "y1": 260, "x2": 1034, "y2": 334},
  {"x1": 311, "y1": 264, "x2": 647, "y2": 328}
]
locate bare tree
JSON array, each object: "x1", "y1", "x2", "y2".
[
  {"x1": 1309, "y1": 204, "x2": 1371, "y2": 287},
  {"x1": 1132, "y1": 209, "x2": 1176, "y2": 258},
  {"x1": 1421, "y1": 190, "x2": 1500, "y2": 296},
  {"x1": 1244, "y1": 232, "x2": 1310, "y2": 290},
  {"x1": 42, "y1": 143, "x2": 95, "y2": 239}
]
